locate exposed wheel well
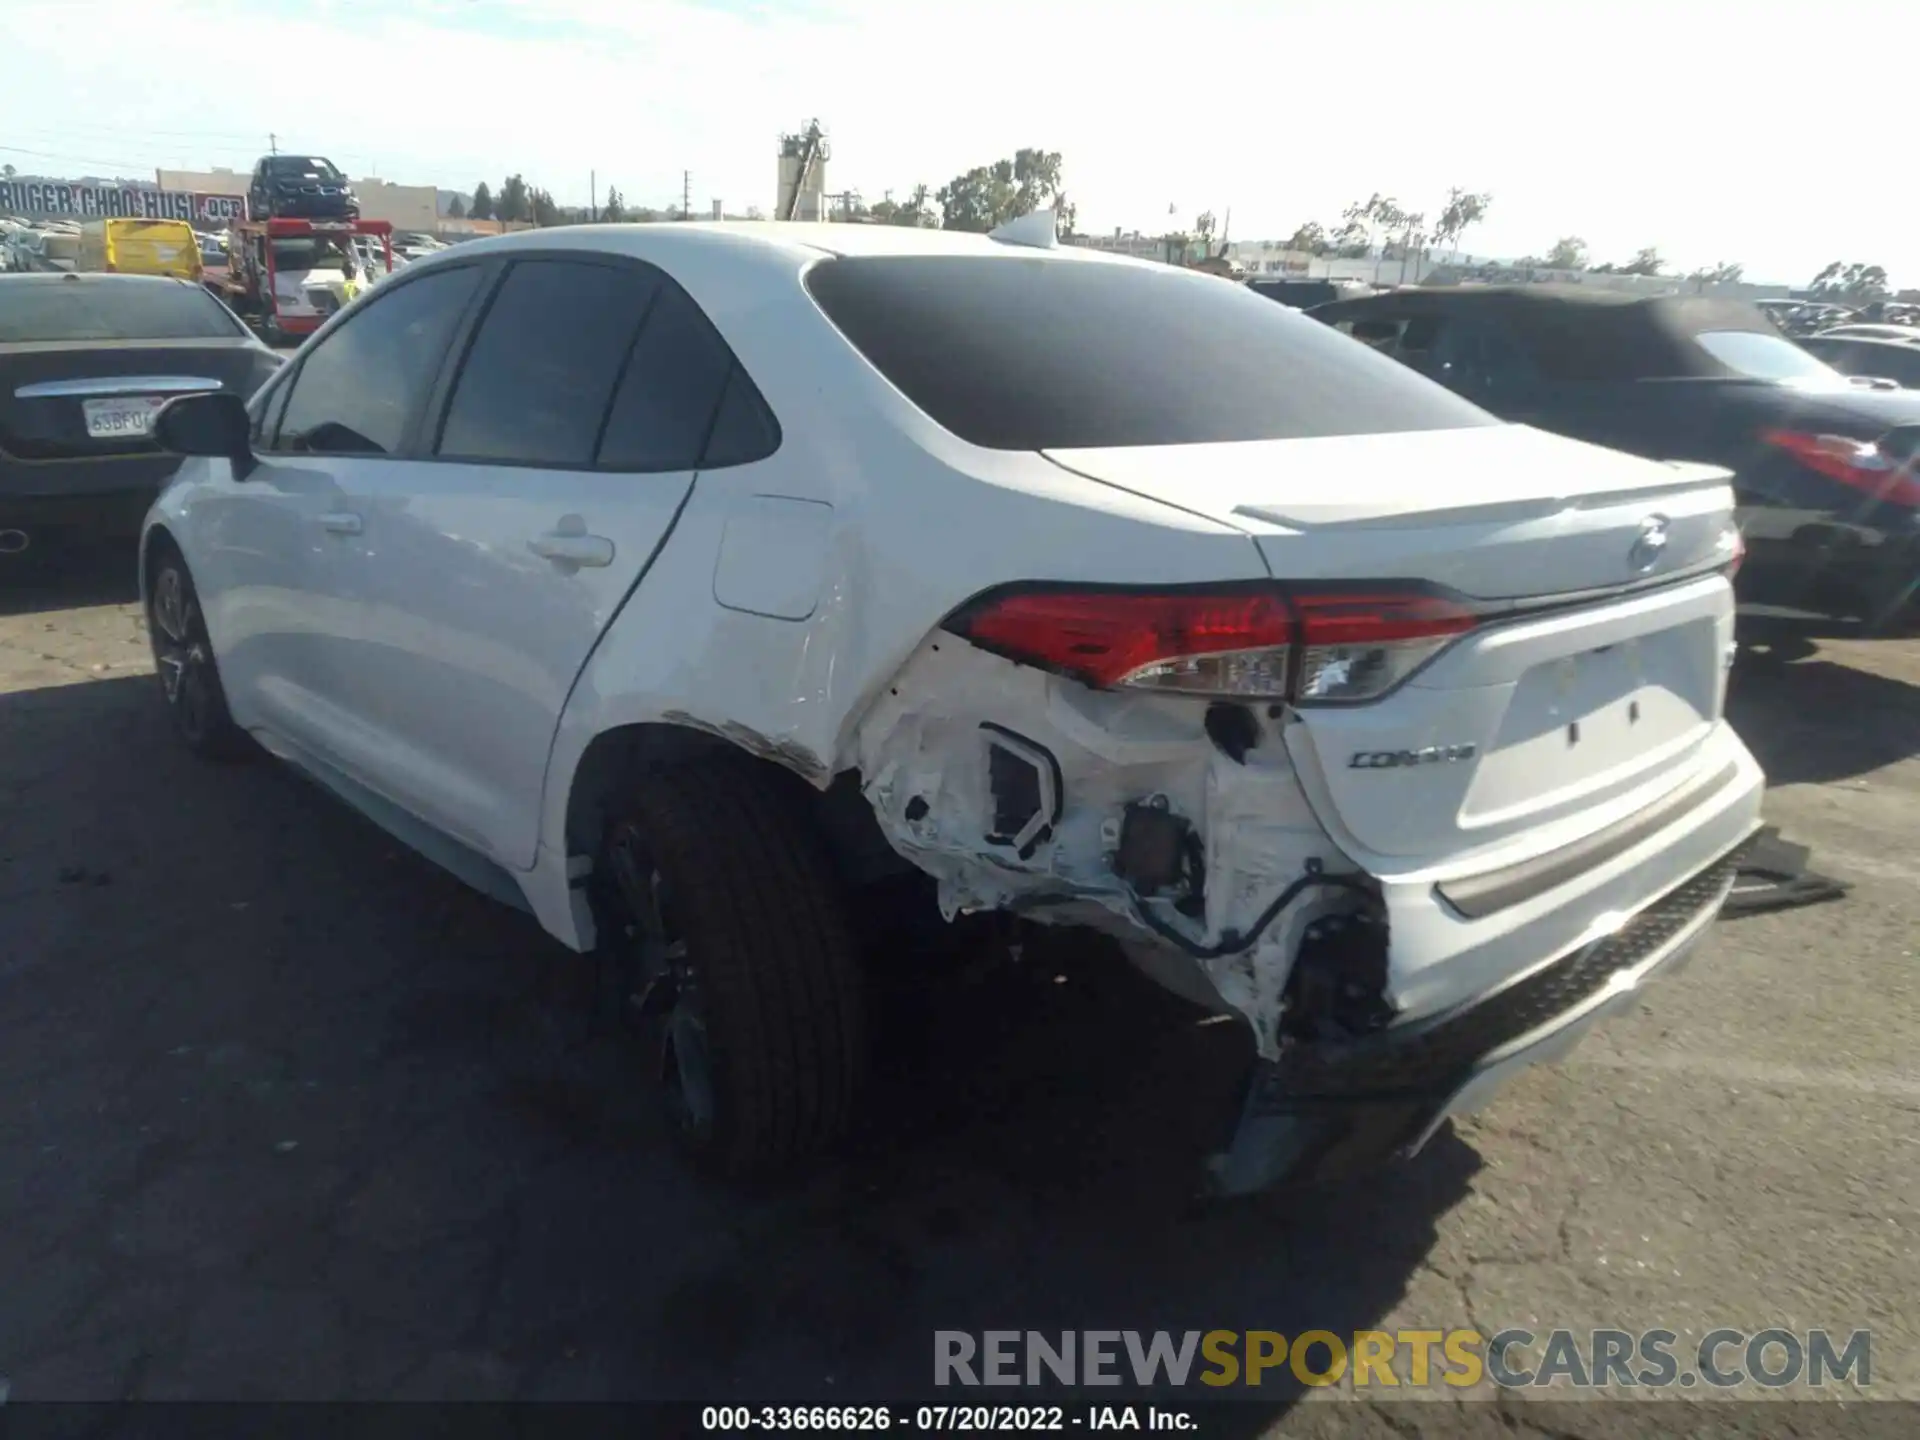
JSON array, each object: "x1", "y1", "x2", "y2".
[{"x1": 562, "y1": 724, "x2": 916, "y2": 895}]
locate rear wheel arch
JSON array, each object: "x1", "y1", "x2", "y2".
[
  {"x1": 562, "y1": 721, "x2": 818, "y2": 868},
  {"x1": 560, "y1": 721, "x2": 912, "y2": 900}
]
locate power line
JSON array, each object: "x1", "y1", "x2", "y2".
[{"x1": 0, "y1": 141, "x2": 154, "y2": 174}]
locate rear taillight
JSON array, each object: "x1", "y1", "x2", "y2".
[
  {"x1": 1289, "y1": 590, "x2": 1478, "y2": 703},
  {"x1": 1719, "y1": 524, "x2": 1746, "y2": 579},
  {"x1": 1762, "y1": 429, "x2": 1920, "y2": 507},
  {"x1": 953, "y1": 588, "x2": 1295, "y2": 698},
  {"x1": 945, "y1": 584, "x2": 1477, "y2": 704}
]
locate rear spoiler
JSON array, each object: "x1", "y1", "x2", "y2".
[{"x1": 1656, "y1": 459, "x2": 1737, "y2": 488}]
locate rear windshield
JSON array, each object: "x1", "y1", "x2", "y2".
[
  {"x1": 0, "y1": 281, "x2": 243, "y2": 342},
  {"x1": 1694, "y1": 330, "x2": 1841, "y2": 383},
  {"x1": 804, "y1": 255, "x2": 1496, "y2": 450}
]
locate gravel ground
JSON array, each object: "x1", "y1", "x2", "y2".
[{"x1": 1, "y1": 552, "x2": 1914, "y2": 1430}]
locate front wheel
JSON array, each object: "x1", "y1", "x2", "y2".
[
  {"x1": 146, "y1": 543, "x2": 249, "y2": 761},
  {"x1": 596, "y1": 758, "x2": 868, "y2": 1178}
]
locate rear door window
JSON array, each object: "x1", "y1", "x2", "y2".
[
  {"x1": 805, "y1": 256, "x2": 1492, "y2": 449},
  {"x1": 436, "y1": 259, "x2": 660, "y2": 467},
  {"x1": 1429, "y1": 318, "x2": 1535, "y2": 394},
  {"x1": 596, "y1": 282, "x2": 778, "y2": 471}
]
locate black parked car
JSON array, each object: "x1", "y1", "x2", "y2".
[
  {"x1": 1308, "y1": 286, "x2": 1920, "y2": 634},
  {"x1": 248, "y1": 154, "x2": 359, "y2": 221},
  {"x1": 0, "y1": 273, "x2": 281, "y2": 560},
  {"x1": 1246, "y1": 277, "x2": 1380, "y2": 309},
  {"x1": 1796, "y1": 333, "x2": 1920, "y2": 389}
]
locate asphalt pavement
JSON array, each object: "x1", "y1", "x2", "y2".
[{"x1": 1, "y1": 551, "x2": 1915, "y2": 1428}]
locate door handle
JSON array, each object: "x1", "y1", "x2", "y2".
[
  {"x1": 528, "y1": 531, "x2": 615, "y2": 568},
  {"x1": 319, "y1": 511, "x2": 363, "y2": 535}
]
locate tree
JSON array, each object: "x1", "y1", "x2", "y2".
[
  {"x1": 1340, "y1": 193, "x2": 1398, "y2": 255},
  {"x1": 446, "y1": 195, "x2": 466, "y2": 219},
  {"x1": 1193, "y1": 210, "x2": 1218, "y2": 256},
  {"x1": 529, "y1": 187, "x2": 562, "y2": 227},
  {"x1": 1544, "y1": 236, "x2": 1588, "y2": 270},
  {"x1": 602, "y1": 187, "x2": 626, "y2": 223},
  {"x1": 869, "y1": 184, "x2": 934, "y2": 227},
  {"x1": 1688, "y1": 260, "x2": 1744, "y2": 289},
  {"x1": 1283, "y1": 221, "x2": 1330, "y2": 256},
  {"x1": 1616, "y1": 247, "x2": 1665, "y2": 277},
  {"x1": 1432, "y1": 187, "x2": 1492, "y2": 257},
  {"x1": 1809, "y1": 261, "x2": 1890, "y2": 303},
  {"x1": 2, "y1": 163, "x2": 15, "y2": 181},
  {"x1": 496, "y1": 175, "x2": 531, "y2": 224},
  {"x1": 936, "y1": 147, "x2": 1068, "y2": 233},
  {"x1": 469, "y1": 182, "x2": 494, "y2": 221},
  {"x1": 1331, "y1": 220, "x2": 1370, "y2": 259}
]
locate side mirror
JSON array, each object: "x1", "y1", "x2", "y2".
[{"x1": 153, "y1": 391, "x2": 256, "y2": 478}]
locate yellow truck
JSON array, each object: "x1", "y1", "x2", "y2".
[{"x1": 76, "y1": 218, "x2": 203, "y2": 283}]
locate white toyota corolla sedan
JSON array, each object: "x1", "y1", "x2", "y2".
[{"x1": 141, "y1": 215, "x2": 1763, "y2": 1194}]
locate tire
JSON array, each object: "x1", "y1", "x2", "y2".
[
  {"x1": 146, "y1": 541, "x2": 249, "y2": 761},
  {"x1": 597, "y1": 757, "x2": 868, "y2": 1178}
]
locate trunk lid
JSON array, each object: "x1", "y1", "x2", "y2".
[
  {"x1": 1044, "y1": 424, "x2": 1741, "y2": 862},
  {"x1": 0, "y1": 339, "x2": 272, "y2": 463}
]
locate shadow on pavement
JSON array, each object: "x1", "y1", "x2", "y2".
[
  {"x1": 1727, "y1": 644, "x2": 1920, "y2": 786},
  {"x1": 0, "y1": 543, "x2": 141, "y2": 618},
  {"x1": 0, "y1": 672, "x2": 1477, "y2": 1415}
]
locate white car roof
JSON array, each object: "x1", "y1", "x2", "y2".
[{"x1": 437, "y1": 218, "x2": 1152, "y2": 271}]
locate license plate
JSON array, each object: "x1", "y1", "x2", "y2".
[{"x1": 82, "y1": 395, "x2": 168, "y2": 439}]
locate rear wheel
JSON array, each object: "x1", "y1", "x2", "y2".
[
  {"x1": 146, "y1": 542, "x2": 248, "y2": 761},
  {"x1": 596, "y1": 758, "x2": 868, "y2": 1178}
]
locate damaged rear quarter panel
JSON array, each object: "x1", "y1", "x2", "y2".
[
  {"x1": 854, "y1": 635, "x2": 1365, "y2": 1057},
  {"x1": 534, "y1": 427, "x2": 1273, "y2": 944}
]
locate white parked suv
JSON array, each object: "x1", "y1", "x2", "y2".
[{"x1": 142, "y1": 216, "x2": 1764, "y2": 1194}]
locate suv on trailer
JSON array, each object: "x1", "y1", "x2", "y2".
[
  {"x1": 141, "y1": 219, "x2": 1763, "y2": 1194},
  {"x1": 248, "y1": 154, "x2": 359, "y2": 221}
]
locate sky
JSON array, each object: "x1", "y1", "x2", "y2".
[{"x1": 2, "y1": 0, "x2": 1912, "y2": 288}]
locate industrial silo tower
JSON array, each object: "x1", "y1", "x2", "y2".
[{"x1": 777, "y1": 121, "x2": 829, "y2": 222}]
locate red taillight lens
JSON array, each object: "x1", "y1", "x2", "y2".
[
  {"x1": 954, "y1": 588, "x2": 1295, "y2": 697},
  {"x1": 1762, "y1": 429, "x2": 1920, "y2": 507},
  {"x1": 947, "y1": 585, "x2": 1477, "y2": 703}
]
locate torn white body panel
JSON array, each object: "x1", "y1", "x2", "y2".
[
  {"x1": 854, "y1": 636, "x2": 1357, "y2": 1057},
  {"x1": 852, "y1": 621, "x2": 1766, "y2": 1066}
]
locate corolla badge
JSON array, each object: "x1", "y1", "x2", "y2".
[
  {"x1": 1628, "y1": 514, "x2": 1671, "y2": 572},
  {"x1": 1349, "y1": 744, "x2": 1478, "y2": 769}
]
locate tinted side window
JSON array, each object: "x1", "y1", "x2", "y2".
[
  {"x1": 808, "y1": 257, "x2": 1493, "y2": 449},
  {"x1": 597, "y1": 283, "x2": 777, "y2": 471},
  {"x1": 251, "y1": 368, "x2": 294, "y2": 446},
  {"x1": 700, "y1": 365, "x2": 782, "y2": 468},
  {"x1": 274, "y1": 265, "x2": 482, "y2": 456},
  {"x1": 437, "y1": 260, "x2": 660, "y2": 467}
]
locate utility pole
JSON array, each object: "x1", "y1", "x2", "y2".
[
  {"x1": 590, "y1": 169, "x2": 597, "y2": 223},
  {"x1": 269, "y1": 133, "x2": 278, "y2": 156},
  {"x1": 682, "y1": 170, "x2": 691, "y2": 221}
]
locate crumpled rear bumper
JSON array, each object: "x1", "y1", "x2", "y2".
[{"x1": 1203, "y1": 838, "x2": 1750, "y2": 1196}]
